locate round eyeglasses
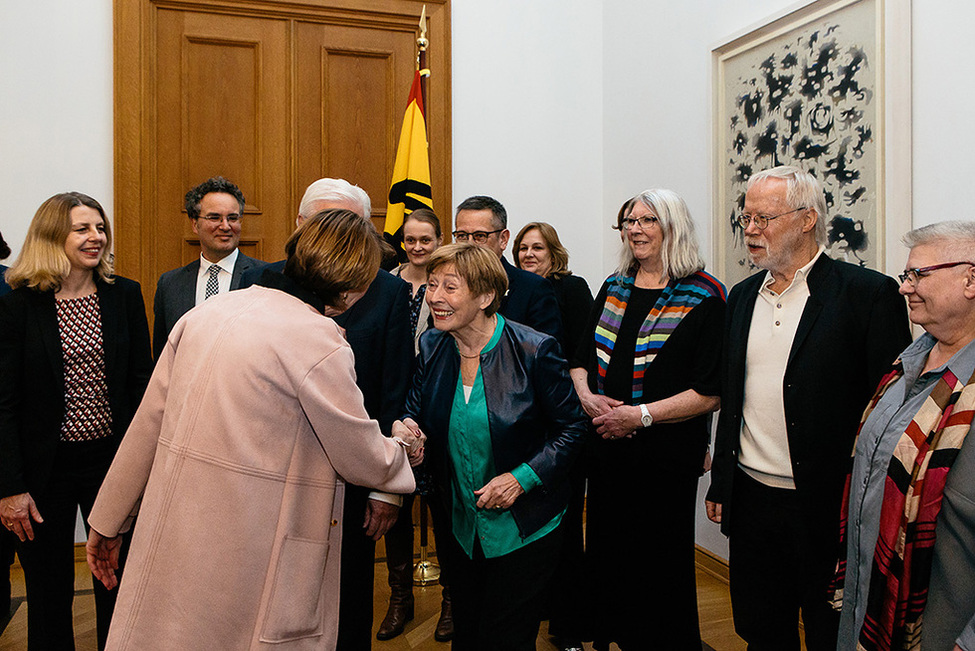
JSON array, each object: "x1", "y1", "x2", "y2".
[{"x1": 736, "y1": 207, "x2": 806, "y2": 231}]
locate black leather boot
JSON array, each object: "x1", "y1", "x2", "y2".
[{"x1": 434, "y1": 586, "x2": 453, "y2": 642}]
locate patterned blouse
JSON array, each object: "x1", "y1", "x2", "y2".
[
  {"x1": 408, "y1": 284, "x2": 427, "y2": 338},
  {"x1": 56, "y1": 293, "x2": 112, "y2": 442}
]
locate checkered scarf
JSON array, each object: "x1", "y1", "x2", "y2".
[{"x1": 830, "y1": 359, "x2": 975, "y2": 650}]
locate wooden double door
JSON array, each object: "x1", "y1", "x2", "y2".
[{"x1": 114, "y1": 0, "x2": 450, "y2": 316}]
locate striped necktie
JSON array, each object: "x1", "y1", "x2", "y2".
[{"x1": 204, "y1": 263, "x2": 221, "y2": 299}]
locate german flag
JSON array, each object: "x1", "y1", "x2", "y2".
[{"x1": 385, "y1": 70, "x2": 433, "y2": 259}]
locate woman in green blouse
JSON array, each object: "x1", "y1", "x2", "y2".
[{"x1": 399, "y1": 243, "x2": 587, "y2": 650}]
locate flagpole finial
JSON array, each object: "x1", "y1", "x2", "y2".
[{"x1": 417, "y1": 5, "x2": 428, "y2": 51}]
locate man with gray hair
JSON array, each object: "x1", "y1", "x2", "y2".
[
  {"x1": 835, "y1": 221, "x2": 975, "y2": 651},
  {"x1": 705, "y1": 165, "x2": 911, "y2": 650},
  {"x1": 240, "y1": 178, "x2": 413, "y2": 650}
]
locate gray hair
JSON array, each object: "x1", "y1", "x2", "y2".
[
  {"x1": 903, "y1": 221, "x2": 975, "y2": 259},
  {"x1": 298, "y1": 178, "x2": 371, "y2": 219},
  {"x1": 747, "y1": 165, "x2": 828, "y2": 246},
  {"x1": 617, "y1": 188, "x2": 705, "y2": 279}
]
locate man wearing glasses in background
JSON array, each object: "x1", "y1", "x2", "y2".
[
  {"x1": 705, "y1": 165, "x2": 911, "y2": 651},
  {"x1": 152, "y1": 177, "x2": 262, "y2": 358},
  {"x1": 453, "y1": 195, "x2": 563, "y2": 341}
]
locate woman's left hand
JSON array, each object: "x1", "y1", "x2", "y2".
[
  {"x1": 593, "y1": 405, "x2": 641, "y2": 440},
  {"x1": 474, "y1": 473, "x2": 525, "y2": 511}
]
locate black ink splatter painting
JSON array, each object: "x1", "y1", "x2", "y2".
[{"x1": 717, "y1": 0, "x2": 878, "y2": 286}]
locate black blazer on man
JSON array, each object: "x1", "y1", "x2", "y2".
[
  {"x1": 0, "y1": 277, "x2": 153, "y2": 499},
  {"x1": 152, "y1": 253, "x2": 261, "y2": 358},
  {"x1": 499, "y1": 257, "x2": 564, "y2": 342},
  {"x1": 707, "y1": 254, "x2": 911, "y2": 539}
]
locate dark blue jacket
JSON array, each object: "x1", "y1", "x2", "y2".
[{"x1": 404, "y1": 318, "x2": 587, "y2": 538}]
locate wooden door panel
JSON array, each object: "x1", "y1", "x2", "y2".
[
  {"x1": 295, "y1": 20, "x2": 417, "y2": 230},
  {"x1": 115, "y1": 0, "x2": 451, "y2": 321},
  {"x1": 155, "y1": 9, "x2": 290, "y2": 269}
]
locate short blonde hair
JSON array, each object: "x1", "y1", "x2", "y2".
[
  {"x1": 6, "y1": 192, "x2": 114, "y2": 292},
  {"x1": 513, "y1": 222, "x2": 571, "y2": 278},
  {"x1": 283, "y1": 209, "x2": 381, "y2": 311},
  {"x1": 426, "y1": 243, "x2": 508, "y2": 316}
]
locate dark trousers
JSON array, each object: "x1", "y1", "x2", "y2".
[
  {"x1": 1, "y1": 527, "x2": 15, "y2": 614},
  {"x1": 383, "y1": 492, "x2": 452, "y2": 589},
  {"x1": 547, "y1": 464, "x2": 586, "y2": 641},
  {"x1": 449, "y1": 523, "x2": 562, "y2": 651},
  {"x1": 728, "y1": 469, "x2": 840, "y2": 651},
  {"x1": 17, "y1": 438, "x2": 125, "y2": 651},
  {"x1": 336, "y1": 484, "x2": 379, "y2": 651}
]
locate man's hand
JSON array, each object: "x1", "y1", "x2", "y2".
[
  {"x1": 86, "y1": 529, "x2": 123, "y2": 590},
  {"x1": 474, "y1": 473, "x2": 525, "y2": 511},
  {"x1": 0, "y1": 492, "x2": 43, "y2": 542},
  {"x1": 705, "y1": 500, "x2": 722, "y2": 524},
  {"x1": 363, "y1": 499, "x2": 400, "y2": 541}
]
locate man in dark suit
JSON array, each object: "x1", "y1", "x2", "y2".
[
  {"x1": 454, "y1": 196, "x2": 563, "y2": 341},
  {"x1": 239, "y1": 178, "x2": 413, "y2": 650},
  {"x1": 705, "y1": 165, "x2": 911, "y2": 651},
  {"x1": 152, "y1": 177, "x2": 261, "y2": 358}
]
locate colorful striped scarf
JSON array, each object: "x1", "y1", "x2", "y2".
[
  {"x1": 830, "y1": 359, "x2": 975, "y2": 650},
  {"x1": 594, "y1": 269, "x2": 725, "y2": 400}
]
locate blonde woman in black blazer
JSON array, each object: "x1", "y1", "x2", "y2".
[{"x1": 0, "y1": 192, "x2": 152, "y2": 650}]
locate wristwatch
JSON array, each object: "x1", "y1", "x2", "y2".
[{"x1": 639, "y1": 403, "x2": 653, "y2": 428}]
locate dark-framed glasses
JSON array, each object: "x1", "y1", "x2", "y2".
[
  {"x1": 452, "y1": 229, "x2": 502, "y2": 244},
  {"x1": 199, "y1": 213, "x2": 241, "y2": 224},
  {"x1": 898, "y1": 261, "x2": 975, "y2": 286},
  {"x1": 736, "y1": 206, "x2": 806, "y2": 231},
  {"x1": 614, "y1": 215, "x2": 658, "y2": 231}
]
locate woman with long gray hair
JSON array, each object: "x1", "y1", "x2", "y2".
[{"x1": 570, "y1": 190, "x2": 726, "y2": 650}]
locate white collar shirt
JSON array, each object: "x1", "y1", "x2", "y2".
[
  {"x1": 195, "y1": 248, "x2": 239, "y2": 306},
  {"x1": 739, "y1": 246, "x2": 826, "y2": 488}
]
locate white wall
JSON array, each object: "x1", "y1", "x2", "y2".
[
  {"x1": 0, "y1": 1, "x2": 114, "y2": 263},
  {"x1": 4, "y1": 0, "x2": 975, "y2": 556},
  {"x1": 451, "y1": 1, "x2": 605, "y2": 287}
]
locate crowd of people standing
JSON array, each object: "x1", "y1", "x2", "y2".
[{"x1": 2, "y1": 164, "x2": 975, "y2": 651}]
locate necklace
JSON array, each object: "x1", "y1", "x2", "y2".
[{"x1": 458, "y1": 350, "x2": 480, "y2": 359}]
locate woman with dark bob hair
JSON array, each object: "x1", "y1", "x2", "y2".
[
  {"x1": 85, "y1": 209, "x2": 422, "y2": 650},
  {"x1": 399, "y1": 243, "x2": 588, "y2": 650},
  {"x1": 0, "y1": 192, "x2": 153, "y2": 649}
]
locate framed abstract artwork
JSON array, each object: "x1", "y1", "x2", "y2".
[{"x1": 712, "y1": 0, "x2": 911, "y2": 286}]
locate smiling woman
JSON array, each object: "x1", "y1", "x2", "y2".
[
  {"x1": 400, "y1": 243, "x2": 587, "y2": 649},
  {"x1": 0, "y1": 192, "x2": 153, "y2": 650},
  {"x1": 570, "y1": 189, "x2": 726, "y2": 650}
]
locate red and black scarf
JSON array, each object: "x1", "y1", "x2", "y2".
[{"x1": 831, "y1": 359, "x2": 975, "y2": 650}]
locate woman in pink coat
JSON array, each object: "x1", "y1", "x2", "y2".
[{"x1": 86, "y1": 209, "x2": 422, "y2": 650}]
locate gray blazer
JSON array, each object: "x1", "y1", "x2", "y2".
[{"x1": 152, "y1": 252, "x2": 261, "y2": 358}]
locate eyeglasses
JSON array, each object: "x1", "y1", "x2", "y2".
[
  {"x1": 898, "y1": 261, "x2": 975, "y2": 286},
  {"x1": 452, "y1": 229, "x2": 502, "y2": 244},
  {"x1": 199, "y1": 214, "x2": 241, "y2": 224},
  {"x1": 614, "y1": 215, "x2": 659, "y2": 231},
  {"x1": 736, "y1": 207, "x2": 806, "y2": 231}
]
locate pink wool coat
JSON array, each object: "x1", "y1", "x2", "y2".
[{"x1": 88, "y1": 285, "x2": 416, "y2": 650}]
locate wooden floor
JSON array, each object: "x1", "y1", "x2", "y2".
[{"x1": 0, "y1": 546, "x2": 758, "y2": 651}]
